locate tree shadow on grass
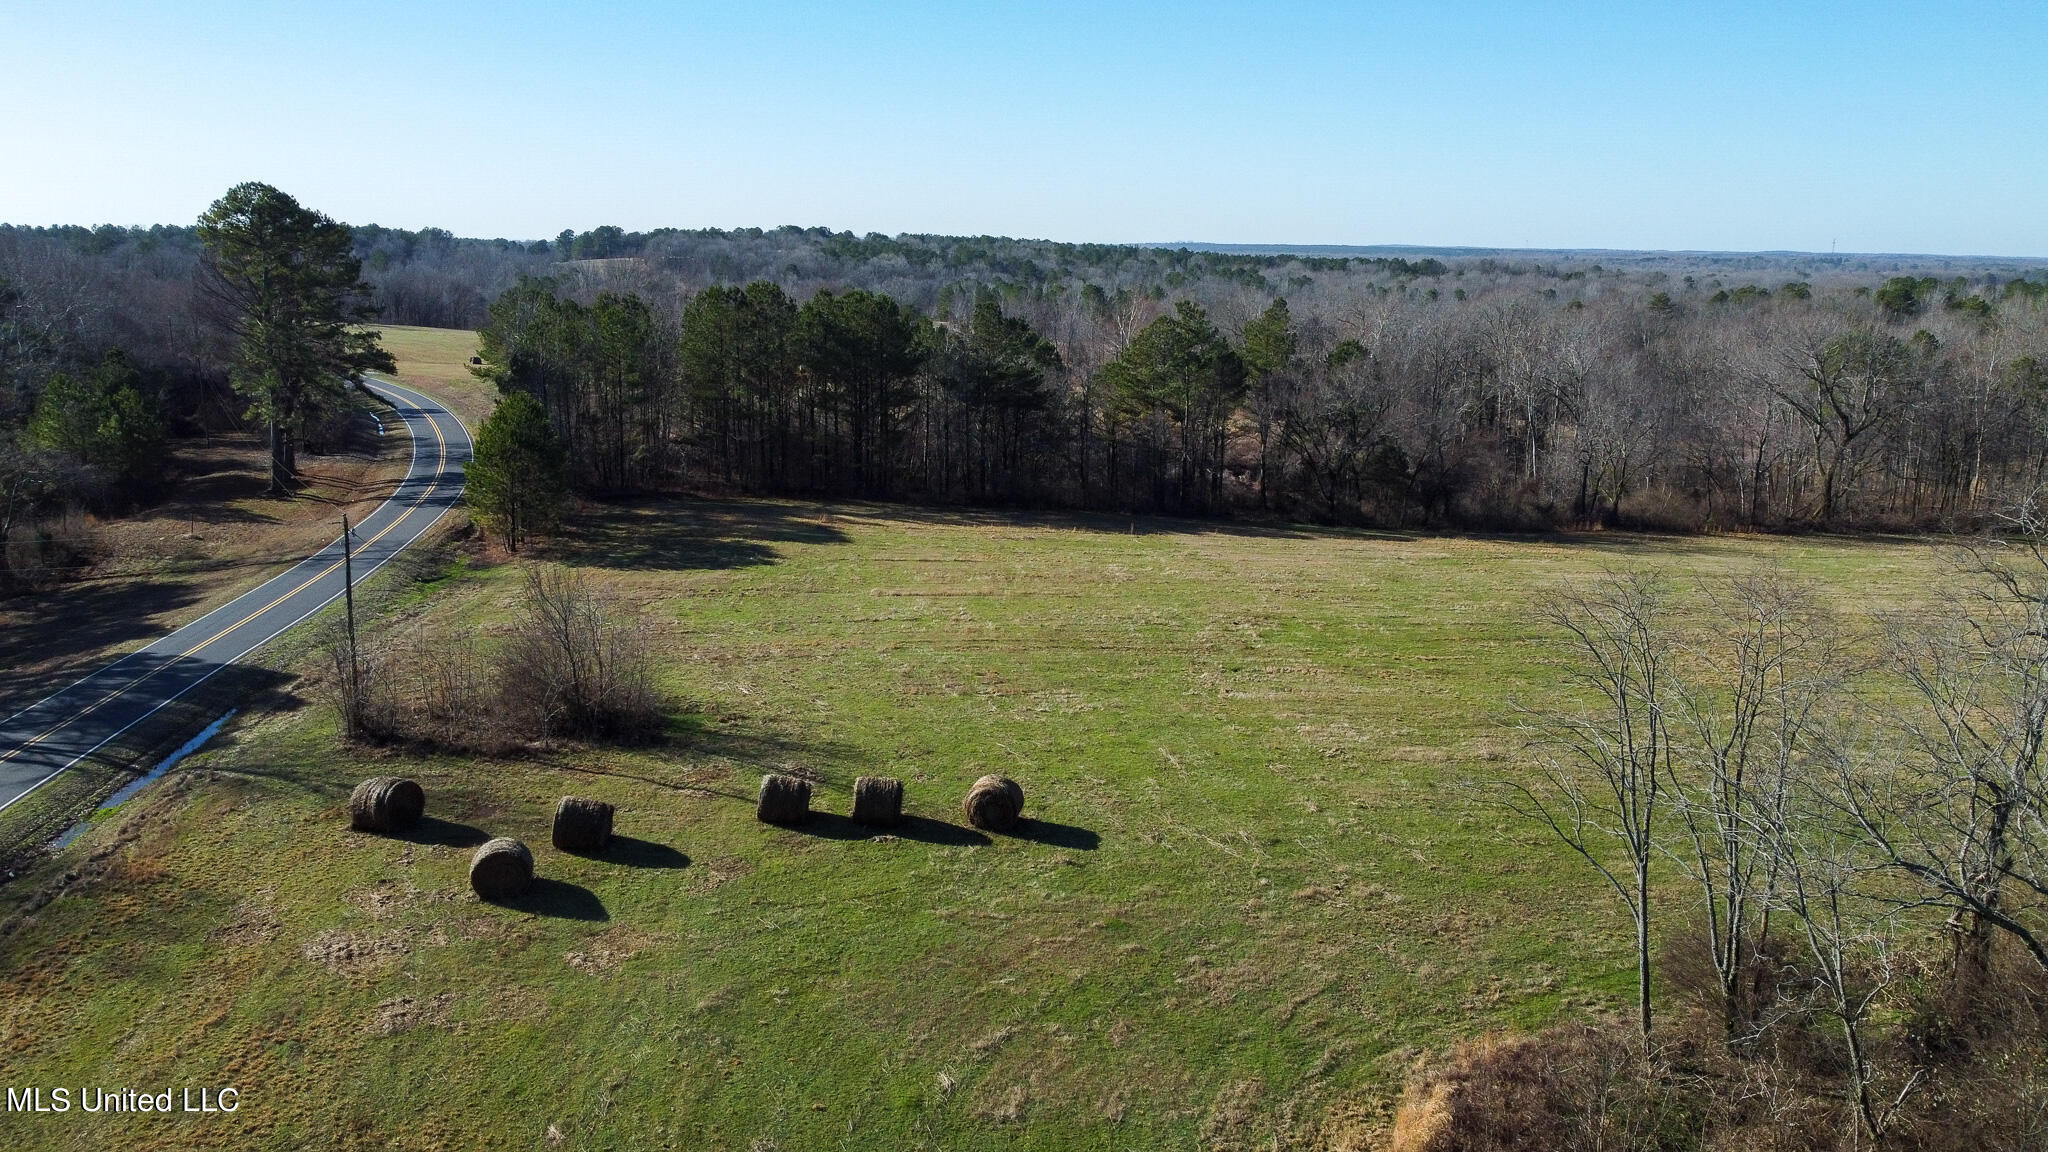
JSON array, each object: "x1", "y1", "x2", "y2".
[
  {"x1": 546, "y1": 497, "x2": 852, "y2": 573},
  {"x1": 392, "y1": 816, "x2": 490, "y2": 848},
  {"x1": 1005, "y1": 819, "x2": 1100, "y2": 850},
  {"x1": 490, "y1": 877, "x2": 608, "y2": 921},
  {"x1": 604, "y1": 835, "x2": 690, "y2": 869}
]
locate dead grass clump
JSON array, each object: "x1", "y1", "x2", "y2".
[
  {"x1": 496, "y1": 565, "x2": 661, "y2": 741},
  {"x1": 851, "y1": 776, "x2": 903, "y2": 826},
  {"x1": 1895, "y1": 942, "x2": 2048, "y2": 1152},
  {"x1": 348, "y1": 776, "x2": 424, "y2": 833},
  {"x1": 552, "y1": 796, "x2": 614, "y2": 854},
  {"x1": 963, "y1": 774, "x2": 1024, "y2": 832},
  {"x1": 1390, "y1": 1024, "x2": 1700, "y2": 1152},
  {"x1": 469, "y1": 837, "x2": 534, "y2": 900},
  {"x1": 757, "y1": 774, "x2": 810, "y2": 825},
  {"x1": 1655, "y1": 911, "x2": 1796, "y2": 1048}
]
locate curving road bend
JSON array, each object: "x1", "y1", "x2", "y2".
[{"x1": 0, "y1": 377, "x2": 470, "y2": 814}]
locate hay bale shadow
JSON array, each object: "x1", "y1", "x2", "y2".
[
  {"x1": 488, "y1": 877, "x2": 609, "y2": 921},
  {"x1": 894, "y1": 816, "x2": 992, "y2": 847},
  {"x1": 393, "y1": 817, "x2": 491, "y2": 848},
  {"x1": 606, "y1": 835, "x2": 690, "y2": 869},
  {"x1": 776, "y1": 811, "x2": 871, "y2": 841},
  {"x1": 1007, "y1": 819, "x2": 1100, "y2": 850}
]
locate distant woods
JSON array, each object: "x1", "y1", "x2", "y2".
[
  {"x1": 467, "y1": 260, "x2": 2048, "y2": 534},
  {"x1": 8, "y1": 208, "x2": 2048, "y2": 572}
]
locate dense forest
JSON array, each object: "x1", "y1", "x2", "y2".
[{"x1": 6, "y1": 216, "x2": 2048, "y2": 584}]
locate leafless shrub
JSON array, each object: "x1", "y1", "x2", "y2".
[
  {"x1": 388, "y1": 625, "x2": 491, "y2": 747},
  {"x1": 495, "y1": 565, "x2": 660, "y2": 741},
  {"x1": 316, "y1": 616, "x2": 386, "y2": 741},
  {"x1": 3, "y1": 506, "x2": 97, "y2": 589},
  {"x1": 320, "y1": 567, "x2": 661, "y2": 753}
]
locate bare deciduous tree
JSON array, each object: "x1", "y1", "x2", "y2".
[
  {"x1": 1668, "y1": 569, "x2": 1842, "y2": 1042},
  {"x1": 1842, "y1": 529, "x2": 2048, "y2": 977},
  {"x1": 1510, "y1": 571, "x2": 1673, "y2": 1040}
]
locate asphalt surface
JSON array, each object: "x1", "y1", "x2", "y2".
[{"x1": 0, "y1": 377, "x2": 470, "y2": 814}]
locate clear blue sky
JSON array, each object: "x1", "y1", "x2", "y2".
[{"x1": 3, "y1": 1, "x2": 2044, "y2": 255}]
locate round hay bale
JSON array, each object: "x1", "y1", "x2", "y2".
[
  {"x1": 349, "y1": 776, "x2": 425, "y2": 833},
  {"x1": 757, "y1": 774, "x2": 811, "y2": 825},
  {"x1": 851, "y1": 776, "x2": 904, "y2": 827},
  {"x1": 962, "y1": 774, "x2": 1024, "y2": 832},
  {"x1": 469, "y1": 837, "x2": 534, "y2": 900},
  {"x1": 552, "y1": 796, "x2": 615, "y2": 854}
]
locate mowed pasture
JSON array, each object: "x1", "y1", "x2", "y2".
[
  {"x1": 0, "y1": 502, "x2": 1938, "y2": 1150},
  {"x1": 371, "y1": 324, "x2": 490, "y2": 428}
]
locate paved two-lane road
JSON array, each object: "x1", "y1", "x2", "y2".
[{"x1": 0, "y1": 378, "x2": 470, "y2": 813}]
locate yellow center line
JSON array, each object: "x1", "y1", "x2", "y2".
[{"x1": 0, "y1": 383, "x2": 457, "y2": 766}]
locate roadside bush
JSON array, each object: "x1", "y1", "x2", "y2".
[
  {"x1": 321, "y1": 565, "x2": 657, "y2": 752},
  {"x1": 319, "y1": 616, "x2": 511, "y2": 751},
  {"x1": 495, "y1": 565, "x2": 659, "y2": 740}
]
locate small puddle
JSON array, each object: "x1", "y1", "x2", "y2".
[{"x1": 50, "y1": 709, "x2": 238, "y2": 851}]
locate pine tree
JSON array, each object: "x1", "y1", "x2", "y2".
[
  {"x1": 468, "y1": 390, "x2": 570, "y2": 551},
  {"x1": 197, "y1": 183, "x2": 394, "y2": 493}
]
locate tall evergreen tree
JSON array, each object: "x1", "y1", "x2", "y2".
[
  {"x1": 1240, "y1": 297, "x2": 1298, "y2": 506},
  {"x1": 929, "y1": 290, "x2": 1063, "y2": 498},
  {"x1": 1098, "y1": 300, "x2": 1245, "y2": 510},
  {"x1": 197, "y1": 182, "x2": 393, "y2": 493},
  {"x1": 796, "y1": 289, "x2": 925, "y2": 493},
  {"x1": 467, "y1": 390, "x2": 570, "y2": 552}
]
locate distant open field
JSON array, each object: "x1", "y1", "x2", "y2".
[
  {"x1": 372, "y1": 325, "x2": 490, "y2": 428},
  {"x1": 0, "y1": 500, "x2": 1939, "y2": 1149}
]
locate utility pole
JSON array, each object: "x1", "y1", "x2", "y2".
[{"x1": 341, "y1": 513, "x2": 359, "y2": 737}]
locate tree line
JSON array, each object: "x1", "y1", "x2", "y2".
[
  {"x1": 466, "y1": 266, "x2": 2048, "y2": 536},
  {"x1": 9, "y1": 195, "x2": 2048, "y2": 587}
]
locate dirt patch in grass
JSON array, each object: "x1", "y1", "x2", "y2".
[
  {"x1": 373, "y1": 991, "x2": 458, "y2": 1035},
  {"x1": 564, "y1": 925, "x2": 659, "y2": 975},
  {"x1": 300, "y1": 928, "x2": 413, "y2": 978}
]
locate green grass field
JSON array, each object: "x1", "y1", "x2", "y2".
[{"x1": 0, "y1": 496, "x2": 1939, "y2": 1150}]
